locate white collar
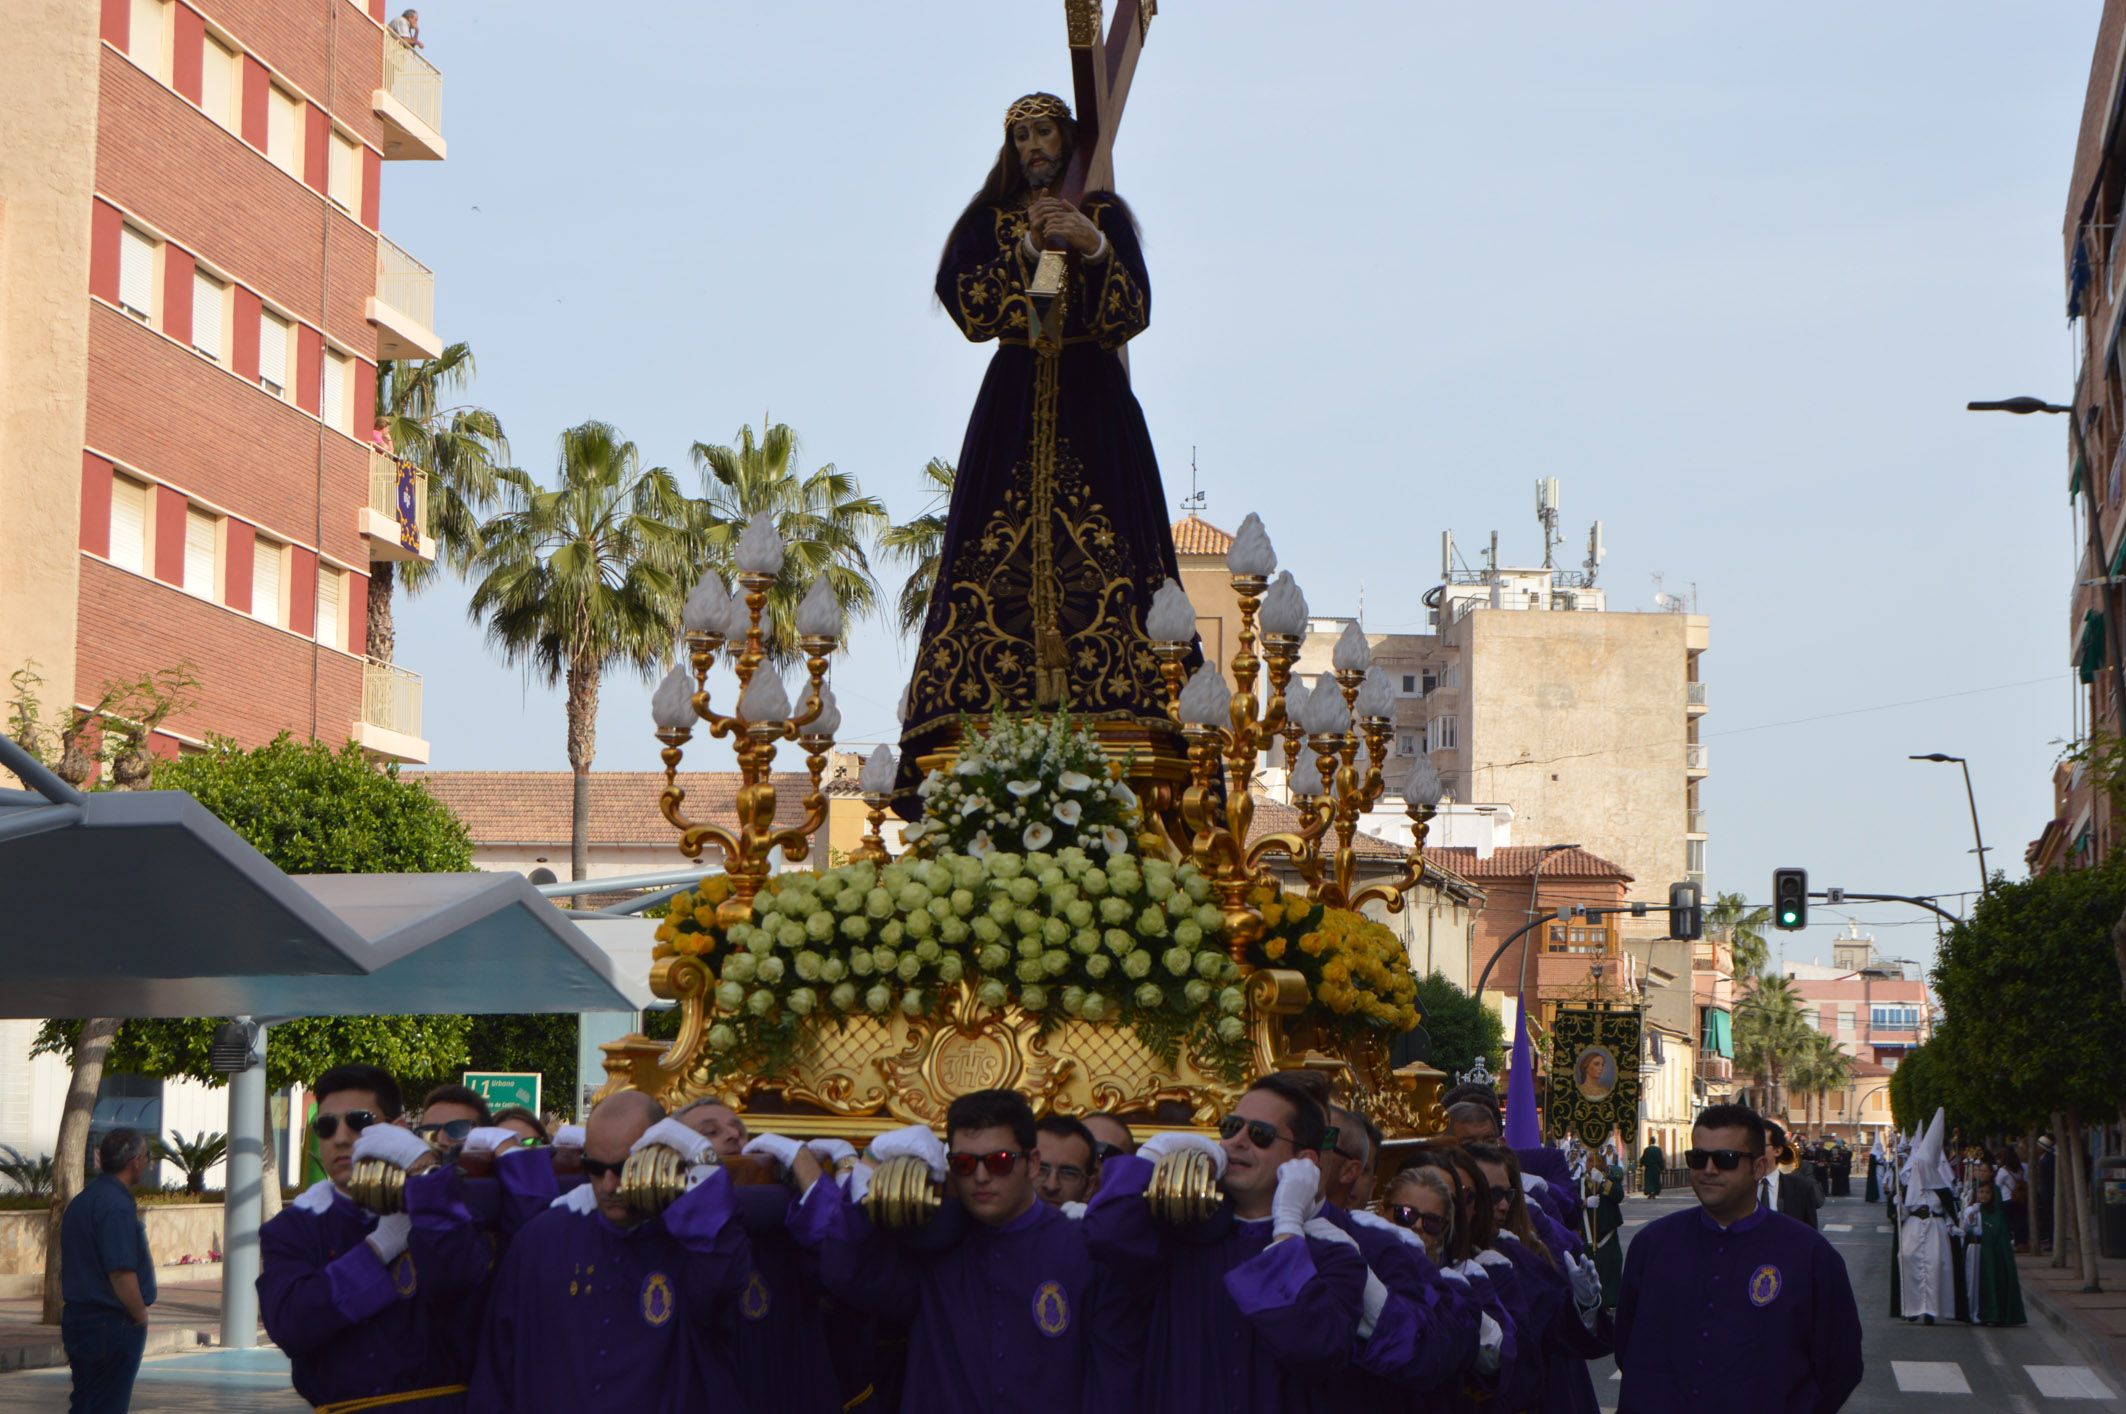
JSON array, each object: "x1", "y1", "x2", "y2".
[{"x1": 291, "y1": 1178, "x2": 347, "y2": 1216}]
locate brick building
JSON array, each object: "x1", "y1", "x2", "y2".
[{"x1": 1, "y1": 0, "x2": 446, "y2": 766}]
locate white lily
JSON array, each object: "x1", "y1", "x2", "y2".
[
  {"x1": 1053, "y1": 799, "x2": 1083, "y2": 826},
  {"x1": 1023, "y1": 823, "x2": 1055, "y2": 850},
  {"x1": 1057, "y1": 770, "x2": 1093, "y2": 792},
  {"x1": 967, "y1": 830, "x2": 997, "y2": 860},
  {"x1": 1006, "y1": 779, "x2": 1042, "y2": 797}
]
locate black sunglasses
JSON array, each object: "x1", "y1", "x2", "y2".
[
  {"x1": 947, "y1": 1150, "x2": 1025, "y2": 1178},
  {"x1": 581, "y1": 1155, "x2": 627, "y2": 1180},
  {"x1": 416, "y1": 1119, "x2": 475, "y2": 1143},
  {"x1": 1684, "y1": 1147, "x2": 1764, "y2": 1172},
  {"x1": 1089, "y1": 1141, "x2": 1124, "y2": 1164},
  {"x1": 1388, "y1": 1203, "x2": 1449, "y2": 1236},
  {"x1": 1218, "y1": 1115, "x2": 1299, "y2": 1151},
  {"x1": 311, "y1": 1110, "x2": 381, "y2": 1141}
]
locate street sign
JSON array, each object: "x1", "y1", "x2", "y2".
[{"x1": 464, "y1": 1072, "x2": 541, "y2": 1115}]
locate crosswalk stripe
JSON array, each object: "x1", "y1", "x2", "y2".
[
  {"x1": 1876, "y1": 1224, "x2": 1893, "y2": 1233},
  {"x1": 1892, "y1": 1361, "x2": 1972, "y2": 1394},
  {"x1": 2026, "y1": 1365, "x2": 2116, "y2": 1399},
  {"x1": 1824, "y1": 1223, "x2": 1853, "y2": 1231}
]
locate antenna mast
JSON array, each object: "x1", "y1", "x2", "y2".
[
  {"x1": 1536, "y1": 477, "x2": 1561, "y2": 570},
  {"x1": 1180, "y1": 447, "x2": 1207, "y2": 515}
]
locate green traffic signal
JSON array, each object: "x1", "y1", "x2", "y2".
[{"x1": 1772, "y1": 867, "x2": 1808, "y2": 931}]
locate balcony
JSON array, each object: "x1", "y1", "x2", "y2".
[
  {"x1": 354, "y1": 658, "x2": 428, "y2": 764},
  {"x1": 1687, "y1": 808, "x2": 1709, "y2": 836},
  {"x1": 1685, "y1": 743, "x2": 1709, "y2": 773},
  {"x1": 1686, "y1": 681, "x2": 1708, "y2": 712},
  {"x1": 361, "y1": 451, "x2": 434, "y2": 562},
  {"x1": 369, "y1": 236, "x2": 441, "y2": 360},
  {"x1": 374, "y1": 40, "x2": 445, "y2": 160},
  {"x1": 1697, "y1": 1054, "x2": 1734, "y2": 1083}
]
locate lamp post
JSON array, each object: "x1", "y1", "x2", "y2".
[
  {"x1": 1908, "y1": 753, "x2": 1990, "y2": 894},
  {"x1": 1967, "y1": 396, "x2": 2126, "y2": 767}
]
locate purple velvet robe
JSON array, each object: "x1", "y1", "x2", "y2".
[
  {"x1": 1616, "y1": 1204, "x2": 1863, "y2": 1413},
  {"x1": 1527, "y1": 1207, "x2": 1614, "y2": 1414},
  {"x1": 468, "y1": 1169, "x2": 752, "y2": 1413},
  {"x1": 1082, "y1": 1153, "x2": 1366, "y2": 1414},
  {"x1": 1320, "y1": 1204, "x2": 1477, "y2": 1397},
  {"x1": 727, "y1": 1182, "x2": 843, "y2": 1414},
  {"x1": 793, "y1": 1176, "x2": 1126, "y2": 1413},
  {"x1": 258, "y1": 1173, "x2": 491, "y2": 1411}
]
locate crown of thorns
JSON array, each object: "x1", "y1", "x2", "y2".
[{"x1": 1004, "y1": 93, "x2": 1073, "y2": 130}]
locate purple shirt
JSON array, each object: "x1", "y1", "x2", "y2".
[
  {"x1": 1616, "y1": 1203, "x2": 1862, "y2": 1413},
  {"x1": 258, "y1": 1174, "x2": 490, "y2": 1411},
  {"x1": 468, "y1": 1168, "x2": 752, "y2": 1413},
  {"x1": 1082, "y1": 1153, "x2": 1366, "y2": 1414}
]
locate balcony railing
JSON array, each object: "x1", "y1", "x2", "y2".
[
  {"x1": 361, "y1": 658, "x2": 424, "y2": 740},
  {"x1": 375, "y1": 235, "x2": 436, "y2": 340},
  {"x1": 1685, "y1": 743, "x2": 1710, "y2": 770},
  {"x1": 1697, "y1": 1054, "x2": 1734, "y2": 1082},
  {"x1": 1688, "y1": 808, "x2": 1709, "y2": 834},
  {"x1": 1686, "y1": 681, "x2": 1708, "y2": 708},
  {"x1": 383, "y1": 41, "x2": 443, "y2": 138}
]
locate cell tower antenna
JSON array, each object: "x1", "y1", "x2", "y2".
[
  {"x1": 1180, "y1": 447, "x2": 1207, "y2": 515},
  {"x1": 1585, "y1": 520, "x2": 1605, "y2": 585},
  {"x1": 1535, "y1": 477, "x2": 1561, "y2": 570}
]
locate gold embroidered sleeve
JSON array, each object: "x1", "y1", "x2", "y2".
[
  {"x1": 937, "y1": 208, "x2": 1034, "y2": 344},
  {"x1": 1083, "y1": 200, "x2": 1149, "y2": 348}
]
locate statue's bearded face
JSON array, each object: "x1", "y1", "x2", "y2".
[{"x1": 1012, "y1": 117, "x2": 1067, "y2": 188}]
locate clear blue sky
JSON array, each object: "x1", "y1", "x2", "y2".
[{"x1": 384, "y1": 1, "x2": 2100, "y2": 970}]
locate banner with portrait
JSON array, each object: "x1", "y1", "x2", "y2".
[{"x1": 1545, "y1": 1007, "x2": 1642, "y2": 1146}]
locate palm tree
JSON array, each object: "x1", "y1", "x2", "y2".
[
  {"x1": 468, "y1": 421, "x2": 690, "y2": 879},
  {"x1": 1733, "y1": 973, "x2": 1811, "y2": 1116},
  {"x1": 688, "y1": 421, "x2": 888, "y2": 660},
  {"x1": 1707, "y1": 890, "x2": 1771, "y2": 986},
  {"x1": 879, "y1": 457, "x2": 956, "y2": 636},
  {"x1": 370, "y1": 343, "x2": 509, "y2": 662},
  {"x1": 1791, "y1": 1030, "x2": 1854, "y2": 1130}
]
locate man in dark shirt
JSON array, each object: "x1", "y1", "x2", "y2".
[{"x1": 61, "y1": 1127, "x2": 157, "y2": 1412}]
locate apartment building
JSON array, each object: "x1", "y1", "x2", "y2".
[
  {"x1": 1, "y1": 0, "x2": 446, "y2": 767},
  {"x1": 1775, "y1": 928, "x2": 1931, "y2": 1143}
]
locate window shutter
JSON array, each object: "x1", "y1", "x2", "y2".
[
  {"x1": 252, "y1": 540, "x2": 282, "y2": 626},
  {"x1": 328, "y1": 133, "x2": 360, "y2": 210},
  {"x1": 316, "y1": 567, "x2": 341, "y2": 650},
  {"x1": 192, "y1": 271, "x2": 224, "y2": 359},
  {"x1": 321, "y1": 350, "x2": 347, "y2": 432},
  {"x1": 267, "y1": 88, "x2": 298, "y2": 174},
  {"x1": 118, "y1": 227, "x2": 155, "y2": 319},
  {"x1": 183, "y1": 508, "x2": 216, "y2": 596},
  {"x1": 259, "y1": 310, "x2": 288, "y2": 393},
  {"x1": 201, "y1": 36, "x2": 235, "y2": 128},
  {"x1": 110, "y1": 479, "x2": 148, "y2": 573},
  {"x1": 129, "y1": 0, "x2": 166, "y2": 79}
]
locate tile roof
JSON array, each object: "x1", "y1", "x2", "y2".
[
  {"x1": 407, "y1": 771, "x2": 813, "y2": 846},
  {"x1": 1171, "y1": 514, "x2": 1235, "y2": 557},
  {"x1": 1421, "y1": 845, "x2": 1633, "y2": 882},
  {"x1": 1245, "y1": 797, "x2": 1408, "y2": 860}
]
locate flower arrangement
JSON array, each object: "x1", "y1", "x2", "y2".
[
  {"x1": 904, "y1": 711, "x2": 1139, "y2": 858},
  {"x1": 652, "y1": 847, "x2": 1248, "y2": 1078},
  {"x1": 1245, "y1": 885, "x2": 1422, "y2": 1032}
]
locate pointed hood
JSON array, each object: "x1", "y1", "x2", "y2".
[
  {"x1": 1504, "y1": 1004, "x2": 1541, "y2": 1148},
  {"x1": 1899, "y1": 1107, "x2": 1948, "y2": 1192}
]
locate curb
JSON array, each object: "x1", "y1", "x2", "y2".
[
  {"x1": 2021, "y1": 1276, "x2": 2126, "y2": 1391},
  {"x1": 0, "y1": 1325, "x2": 218, "y2": 1376}
]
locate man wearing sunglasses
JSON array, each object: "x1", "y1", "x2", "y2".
[
  {"x1": 1614, "y1": 1103, "x2": 1862, "y2": 1412},
  {"x1": 788, "y1": 1089, "x2": 1128, "y2": 1414},
  {"x1": 470, "y1": 1089, "x2": 754, "y2": 1412},
  {"x1": 1082, "y1": 1071, "x2": 1367, "y2": 1411},
  {"x1": 413, "y1": 1084, "x2": 493, "y2": 1164},
  {"x1": 261, "y1": 1064, "x2": 494, "y2": 1412}
]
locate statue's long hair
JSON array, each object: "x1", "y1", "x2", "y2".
[{"x1": 938, "y1": 115, "x2": 1139, "y2": 275}]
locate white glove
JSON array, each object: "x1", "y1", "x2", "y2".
[
  {"x1": 1474, "y1": 1310, "x2": 1505, "y2": 1374},
  {"x1": 1060, "y1": 1200, "x2": 1087, "y2": 1220},
  {"x1": 1435, "y1": 1263, "x2": 1470, "y2": 1287},
  {"x1": 1270, "y1": 1158, "x2": 1322, "y2": 1239},
  {"x1": 807, "y1": 1138, "x2": 858, "y2": 1168},
  {"x1": 632, "y1": 1117, "x2": 714, "y2": 1165},
  {"x1": 1137, "y1": 1131, "x2": 1228, "y2": 1179},
  {"x1": 1356, "y1": 1267, "x2": 1388, "y2": 1341},
  {"x1": 554, "y1": 1124, "x2": 586, "y2": 1149},
  {"x1": 352, "y1": 1124, "x2": 431, "y2": 1171},
  {"x1": 842, "y1": 1162, "x2": 873, "y2": 1204},
  {"x1": 462, "y1": 1126, "x2": 520, "y2": 1155},
  {"x1": 868, "y1": 1124, "x2": 949, "y2": 1181},
  {"x1": 1473, "y1": 1247, "x2": 1512, "y2": 1272},
  {"x1": 1454, "y1": 1257, "x2": 1490, "y2": 1282},
  {"x1": 1568, "y1": 1252, "x2": 1602, "y2": 1310},
  {"x1": 1585, "y1": 1193, "x2": 1603, "y2": 1210},
  {"x1": 741, "y1": 1133, "x2": 805, "y2": 1170},
  {"x1": 1302, "y1": 1215, "x2": 1357, "y2": 1251},
  {"x1": 366, "y1": 1212, "x2": 411, "y2": 1262},
  {"x1": 551, "y1": 1183, "x2": 599, "y2": 1214}
]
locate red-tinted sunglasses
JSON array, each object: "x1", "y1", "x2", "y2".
[
  {"x1": 1388, "y1": 1204, "x2": 1449, "y2": 1236},
  {"x1": 947, "y1": 1149, "x2": 1025, "y2": 1178}
]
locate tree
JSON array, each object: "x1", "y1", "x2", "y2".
[
  {"x1": 1930, "y1": 857, "x2": 2126, "y2": 1288},
  {"x1": 1706, "y1": 891, "x2": 1770, "y2": 985},
  {"x1": 689, "y1": 421, "x2": 889, "y2": 659},
  {"x1": 1733, "y1": 973, "x2": 1811, "y2": 1116},
  {"x1": 369, "y1": 343, "x2": 509, "y2": 664},
  {"x1": 1789, "y1": 1029, "x2": 1853, "y2": 1130},
  {"x1": 879, "y1": 457, "x2": 956, "y2": 637},
  {"x1": 1410, "y1": 971, "x2": 1506, "y2": 1084},
  {"x1": 469, "y1": 421, "x2": 691, "y2": 880}
]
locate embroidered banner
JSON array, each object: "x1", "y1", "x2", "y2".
[
  {"x1": 1545, "y1": 1006, "x2": 1643, "y2": 1146},
  {"x1": 394, "y1": 460, "x2": 420, "y2": 551}
]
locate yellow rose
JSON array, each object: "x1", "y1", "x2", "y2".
[{"x1": 1264, "y1": 938, "x2": 1287, "y2": 961}]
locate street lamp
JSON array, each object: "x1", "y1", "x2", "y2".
[{"x1": 1907, "y1": 753, "x2": 1990, "y2": 893}]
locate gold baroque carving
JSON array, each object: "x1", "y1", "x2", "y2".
[{"x1": 1066, "y1": 0, "x2": 1102, "y2": 48}]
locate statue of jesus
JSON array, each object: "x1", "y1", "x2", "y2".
[{"x1": 895, "y1": 92, "x2": 1199, "y2": 801}]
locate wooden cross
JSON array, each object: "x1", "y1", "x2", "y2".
[{"x1": 1059, "y1": 0, "x2": 1154, "y2": 202}]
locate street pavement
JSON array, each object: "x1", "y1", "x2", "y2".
[{"x1": 0, "y1": 1189, "x2": 2117, "y2": 1410}]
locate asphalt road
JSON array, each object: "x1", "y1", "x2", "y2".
[
  {"x1": 0, "y1": 1189, "x2": 2117, "y2": 1410},
  {"x1": 1592, "y1": 1187, "x2": 2124, "y2": 1411}
]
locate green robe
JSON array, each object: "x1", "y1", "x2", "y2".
[
  {"x1": 1977, "y1": 1202, "x2": 2027, "y2": 1325},
  {"x1": 1594, "y1": 1161, "x2": 1626, "y2": 1307},
  {"x1": 1640, "y1": 1144, "x2": 1665, "y2": 1197}
]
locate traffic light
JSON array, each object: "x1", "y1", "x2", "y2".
[
  {"x1": 1772, "y1": 868, "x2": 1809, "y2": 930},
  {"x1": 1668, "y1": 880, "x2": 1702, "y2": 939}
]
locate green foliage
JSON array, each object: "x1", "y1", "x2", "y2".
[
  {"x1": 1887, "y1": 1041, "x2": 1954, "y2": 1134},
  {"x1": 689, "y1": 421, "x2": 889, "y2": 661},
  {"x1": 0, "y1": 1146, "x2": 55, "y2": 1197},
  {"x1": 1707, "y1": 891, "x2": 1770, "y2": 983},
  {"x1": 879, "y1": 457, "x2": 955, "y2": 636},
  {"x1": 1733, "y1": 972, "x2": 1812, "y2": 1100},
  {"x1": 907, "y1": 711, "x2": 1139, "y2": 857},
  {"x1": 405, "y1": 1014, "x2": 580, "y2": 1119},
  {"x1": 1927, "y1": 858, "x2": 2126, "y2": 1131},
  {"x1": 375, "y1": 342, "x2": 510, "y2": 592},
  {"x1": 30, "y1": 736, "x2": 478, "y2": 1092},
  {"x1": 1411, "y1": 971, "x2": 1504, "y2": 1081},
  {"x1": 154, "y1": 1131, "x2": 228, "y2": 1194}
]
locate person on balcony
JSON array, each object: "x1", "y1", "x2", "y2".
[{"x1": 387, "y1": 9, "x2": 422, "y2": 48}]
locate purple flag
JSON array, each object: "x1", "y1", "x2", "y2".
[{"x1": 1504, "y1": 1002, "x2": 1541, "y2": 1147}]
